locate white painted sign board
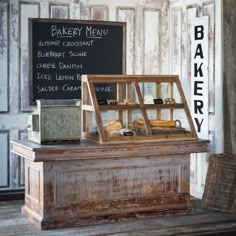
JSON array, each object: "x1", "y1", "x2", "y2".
[{"x1": 191, "y1": 16, "x2": 209, "y2": 139}]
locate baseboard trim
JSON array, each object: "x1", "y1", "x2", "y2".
[{"x1": 0, "y1": 189, "x2": 25, "y2": 201}]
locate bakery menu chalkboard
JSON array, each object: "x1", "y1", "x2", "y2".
[{"x1": 29, "y1": 18, "x2": 126, "y2": 103}]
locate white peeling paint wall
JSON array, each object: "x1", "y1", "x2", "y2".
[
  {"x1": 0, "y1": 0, "x2": 222, "y2": 199},
  {"x1": 0, "y1": 0, "x2": 169, "y2": 192},
  {"x1": 169, "y1": 0, "x2": 223, "y2": 198}
]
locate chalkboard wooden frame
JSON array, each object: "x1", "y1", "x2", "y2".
[{"x1": 28, "y1": 18, "x2": 126, "y2": 104}]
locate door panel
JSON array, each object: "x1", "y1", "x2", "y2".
[
  {"x1": 20, "y1": 3, "x2": 40, "y2": 112},
  {"x1": 0, "y1": 1, "x2": 9, "y2": 112},
  {"x1": 0, "y1": 0, "x2": 75, "y2": 192},
  {"x1": 90, "y1": 5, "x2": 108, "y2": 20},
  {"x1": 0, "y1": 132, "x2": 9, "y2": 187},
  {"x1": 117, "y1": 8, "x2": 135, "y2": 74}
]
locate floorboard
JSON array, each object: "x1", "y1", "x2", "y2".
[{"x1": 0, "y1": 199, "x2": 236, "y2": 236}]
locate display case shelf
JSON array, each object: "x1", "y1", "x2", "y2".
[{"x1": 81, "y1": 74, "x2": 198, "y2": 144}]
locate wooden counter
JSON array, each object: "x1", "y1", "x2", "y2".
[{"x1": 11, "y1": 139, "x2": 209, "y2": 230}]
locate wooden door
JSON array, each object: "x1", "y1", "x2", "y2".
[
  {"x1": 0, "y1": 0, "x2": 80, "y2": 193},
  {"x1": 0, "y1": 0, "x2": 169, "y2": 193}
]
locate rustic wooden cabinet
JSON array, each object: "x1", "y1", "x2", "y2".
[
  {"x1": 11, "y1": 139, "x2": 208, "y2": 230},
  {"x1": 10, "y1": 74, "x2": 209, "y2": 230},
  {"x1": 82, "y1": 75, "x2": 197, "y2": 144}
]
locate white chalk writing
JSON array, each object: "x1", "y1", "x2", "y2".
[{"x1": 51, "y1": 25, "x2": 82, "y2": 38}]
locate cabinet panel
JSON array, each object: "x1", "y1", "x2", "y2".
[
  {"x1": 90, "y1": 5, "x2": 108, "y2": 20},
  {"x1": 144, "y1": 9, "x2": 160, "y2": 74},
  {"x1": 117, "y1": 8, "x2": 135, "y2": 74},
  {"x1": 20, "y1": 3, "x2": 40, "y2": 112},
  {"x1": 50, "y1": 4, "x2": 70, "y2": 18},
  {"x1": 0, "y1": 132, "x2": 9, "y2": 188}
]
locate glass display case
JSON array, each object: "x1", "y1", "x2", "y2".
[{"x1": 81, "y1": 74, "x2": 197, "y2": 144}]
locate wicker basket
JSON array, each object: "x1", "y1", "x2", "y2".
[{"x1": 202, "y1": 153, "x2": 236, "y2": 213}]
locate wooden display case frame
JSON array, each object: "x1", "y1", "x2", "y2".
[{"x1": 81, "y1": 74, "x2": 198, "y2": 144}]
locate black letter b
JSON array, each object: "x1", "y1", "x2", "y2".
[{"x1": 195, "y1": 25, "x2": 204, "y2": 40}]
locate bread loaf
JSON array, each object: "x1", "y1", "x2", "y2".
[
  {"x1": 133, "y1": 118, "x2": 177, "y2": 128},
  {"x1": 103, "y1": 120, "x2": 122, "y2": 131}
]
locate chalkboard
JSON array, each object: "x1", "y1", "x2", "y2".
[{"x1": 29, "y1": 18, "x2": 126, "y2": 104}]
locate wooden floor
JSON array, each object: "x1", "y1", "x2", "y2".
[{"x1": 1, "y1": 198, "x2": 236, "y2": 236}]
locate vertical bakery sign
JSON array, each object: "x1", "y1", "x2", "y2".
[{"x1": 191, "y1": 16, "x2": 209, "y2": 139}]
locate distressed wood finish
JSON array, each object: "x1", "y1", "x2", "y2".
[
  {"x1": 0, "y1": 0, "x2": 78, "y2": 193},
  {"x1": 117, "y1": 7, "x2": 135, "y2": 74},
  {"x1": 0, "y1": 0, "x2": 220, "y2": 202},
  {"x1": 2, "y1": 199, "x2": 236, "y2": 236},
  {"x1": 90, "y1": 5, "x2": 108, "y2": 21},
  {"x1": 12, "y1": 139, "x2": 208, "y2": 229},
  {"x1": 12, "y1": 139, "x2": 209, "y2": 162},
  {"x1": 169, "y1": 0, "x2": 218, "y2": 199},
  {"x1": 144, "y1": 8, "x2": 160, "y2": 74},
  {"x1": 0, "y1": 1, "x2": 8, "y2": 112},
  {"x1": 0, "y1": 132, "x2": 9, "y2": 187},
  {"x1": 20, "y1": 2, "x2": 39, "y2": 112},
  {"x1": 50, "y1": 4, "x2": 70, "y2": 18},
  {"x1": 224, "y1": 0, "x2": 236, "y2": 154}
]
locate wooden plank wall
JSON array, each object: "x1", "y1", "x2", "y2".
[
  {"x1": 223, "y1": 0, "x2": 236, "y2": 154},
  {"x1": 0, "y1": 0, "x2": 169, "y2": 193},
  {"x1": 0, "y1": 0, "x2": 221, "y2": 199},
  {"x1": 169, "y1": 0, "x2": 218, "y2": 198},
  {"x1": 0, "y1": 0, "x2": 78, "y2": 191}
]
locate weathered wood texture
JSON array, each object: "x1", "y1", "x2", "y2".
[
  {"x1": 223, "y1": 0, "x2": 236, "y2": 154},
  {"x1": 0, "y1": 1, "x2": 8, "y2": 112},
  {"x1": 0, "y1": 0, "x2": 78, "y2": 192},
  {"x1": 169, "y1": 0, "x2": 218, "y2": 199},
  {"x1": 1, "y1": 199, "x2": 236, "y2": 235},
  {"x1": 202, "y1": 154, "x2": 236, "y2": 212},
  {"x1": 0, "y1": 0, "x2": 170, "y2": 194},
  {"x1": 11, "y1": 139, "x2": 208, "y2": 230},
  {"x1": 0, "y1": 0, "x2": 220, "y2": 201},
  {"x1": 12, "y1": 139, "x2": 209, "y2": 162}
]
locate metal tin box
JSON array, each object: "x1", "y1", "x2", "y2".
[{"x1": 28, "y1": 99, "x2": 81, "y2": 144}]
